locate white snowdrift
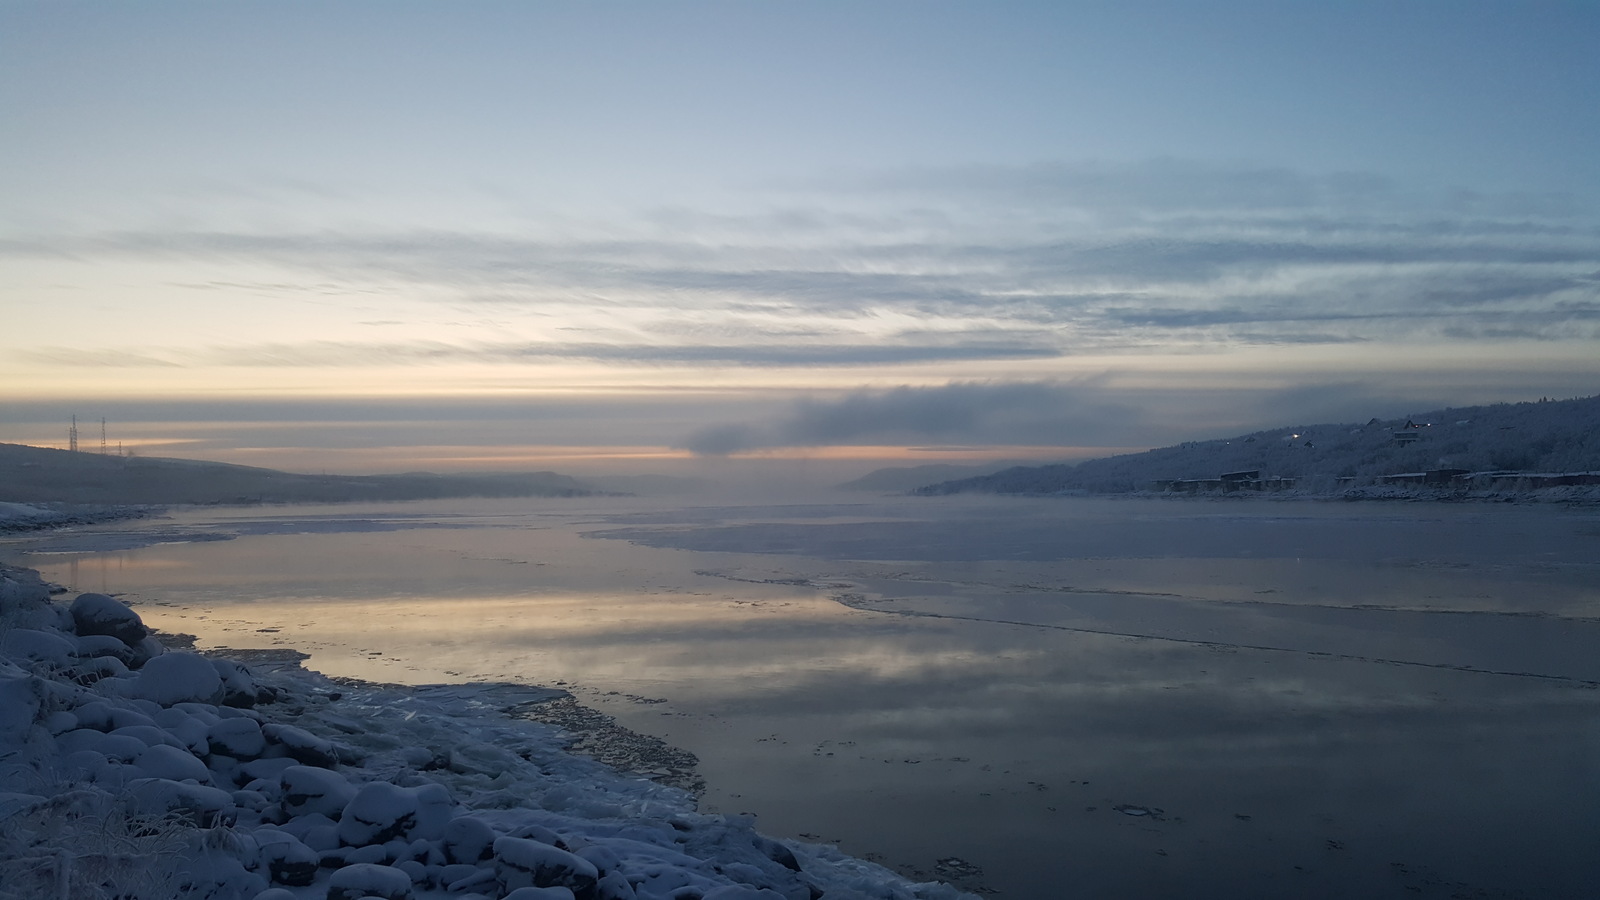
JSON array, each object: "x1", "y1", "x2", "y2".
[{"x1": 0, "y1": 563, "x2": 972, "y2": 900}]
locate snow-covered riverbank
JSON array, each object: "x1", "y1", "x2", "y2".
[
  {"x1": 0, "y1": 502, "x2": 155, "y2": 534},
  {"x1": 0, "y1": 563, "x2": 972, "y2": 900}
]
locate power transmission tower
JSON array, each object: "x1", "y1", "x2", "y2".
[
  {"x1": 69, "y1": 415, "x2": 78, "y2": 452},
  {"x1": 101, "y1": 418, "x2": 108, "y2": 455}
]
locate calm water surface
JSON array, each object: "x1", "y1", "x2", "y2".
[{"x1": 5, "y1": 494, "x2": 1600, "y2": 898}]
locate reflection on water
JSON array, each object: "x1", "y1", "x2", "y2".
[{"x1": 5, "y1": 495, "x2": 1600, "y2": 898}]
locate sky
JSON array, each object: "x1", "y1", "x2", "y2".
[{"x1": 3, "y1": 0, "x2": 1598, "y2": 479}]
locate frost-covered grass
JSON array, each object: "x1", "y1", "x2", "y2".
[{"x1": 0, "y1": 787, "x2": 192, "y2": 900}]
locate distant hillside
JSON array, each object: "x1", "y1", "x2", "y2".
[
  {"x1": 839, "y1": 462, "x2": 1018, "y2": 493},
  {"x1": 917, "y1": 394, "x2": 1600, "y2": 496},
  {"x1": 0, "y1": 443, "x2": 598, "y2": 505}
]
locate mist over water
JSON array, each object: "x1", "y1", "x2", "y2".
[{"x1": 6, "y1": 494, "x2": 1599, "y2": 898}]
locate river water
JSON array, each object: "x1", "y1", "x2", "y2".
[{"x1": 5, "y1": 493, "x2": 1599, "y2": 898}]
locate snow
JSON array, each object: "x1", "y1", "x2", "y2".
[
  {"x1": 281, "y1": 765, "x2": 356, "y2": 819},
  {"x1": 127, "y1": 651, "x2": 225, "y2": 706},
  {"x1": 260, "y1": 721, "x2": 344, "y2": 768},
  {"x1": 0, "y1": 562, "x2": 974, "y2": 900},
  {"x1": 337, "y1": 781, "x2": 443, "y2": 846},
  {"x1": 1, "y1": 627, "x2": 75, "y2": 669},
  {"x1": 255, "y1": 831, "x2": 321, "y2": 886},
  {"x1": 0, "y1": 501, "x2": 56, "y2": 522},
  {"x1": 504, "y1": 887, "x2": 579, "y2": 900},
  {"x1": 210, "y1": 716, "x2": 269, "y2": 759},
  {"x1": 69, "y1": 592, "x2": 149, "y2": 646},
  {"x1": 443, "y1": 815, "x2": 499, "y2": 864},
  {"x1": 134, "y1": 742, "x2": 214, "y2": 782},
  {"x1": 327, "y1": 862, "x2": 415, "y2": 900},
  {"x1": 492, "y1": 836, "x2": 599, "y2": 895}
]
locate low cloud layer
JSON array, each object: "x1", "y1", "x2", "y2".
[
  {"x1": 672, "y1": 376, "x2": 1571, "y2": 458},
  {"x1": 679, "y1": 381, "x2": 1147, "y2": 455}
]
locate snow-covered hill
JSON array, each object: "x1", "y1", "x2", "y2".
[
  {"x1": 0, "y1": 443, "x2": 599, "y2": 506},
  {"x1": 915, "y1": 394, "x2": 1600, "y2": 497}
]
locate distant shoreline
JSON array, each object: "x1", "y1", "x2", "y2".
[
  {"x1": 939, "y1": 484, "x2": 1600, "y2": 505},
  {"x1": 0, "y1": 501, "x2": 158, "y2": 534}
]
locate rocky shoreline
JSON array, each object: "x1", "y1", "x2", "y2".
[{"x1": 0, "y1": 562, "x2": 973, "y2": 900}]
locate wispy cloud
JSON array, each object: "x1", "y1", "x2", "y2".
[
  {"x1": 6, "y1": 159, "x2": 1598, "y2": 377},
  {"x1": 22, "y1": 338, "x2": 1062, "y2": 369}
]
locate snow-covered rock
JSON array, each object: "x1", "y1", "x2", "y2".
[
  {"x1": 327, "y1": 862, "x2": 415, "y2": 900},
  {"x1": 443, "y1": 814, "x2": 499, "y2": 864},
  {"x1": 129, "y1": 651, "x2": 224, "y2": 705},
  {"x1": 212, "y1": 655, "x2": 265, "y2": 707},
  {"x1": 701, "y1": 887, "x2": 790, "y2": 900},
  {"x1": 280, "y1": 764, "x2": 356, "y2": 819},
  {"x1": 68, "y1": 591, "x2": 148, "y2": 644},
  {"x1": 209, "y1": 715, "x2": 268, "y2": 759},
  {"x1": 135, "y1": 741, "x2": 213, "y2": 782},
  {"x1": 2, "y1": 627, "x2": 76, "y2": 669},
  {"x1": 153, "y1": 706, "x2": 211, "y2": 754},
  {"x1": 255, "y1": 829, "x2": 322, "y2": 886},
  {"x1": 112, "y1": 722, "x2": 189, "y2": 751},
  {"x1": 73, "y1": 653, "x2": 130, "y2": 683},
  {"x1": 75, "y1": 632, "x2": 138, "y2": 663},
  {"x1": 74, "y1": 697, "x2": 157, "y2": 731},
  {"x1": 0, "y1": 562, "x2": 54, "y2": 608},
  {"x1": 494, "y1": 835, "x2": 600, "y2": 897},
  {"x1": 337, "y1": 780, "x2": 453, "y2": 846},
  {"x1": 239, "y1": 755, "x2": 299, "y2": 787},
  {"x1": 505, "y1": 887, "x2": 579, "y2": 900},
  {"x1": 58, "y1": 726, "x2": 148, "y2": 762},
  {"x1": 126, "y1": 777, "x2": 235, "y2": 825},
  {"x1": 261, "y1": 721, "x2": 344, "y2": 767}
]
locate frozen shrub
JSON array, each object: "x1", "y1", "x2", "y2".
[
  {"x1": 0, "y1": 665, "x2": 44, "y2": 745},
  {"x1": 0, "y1": 787, "x2": 188, "y2": 900}
]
